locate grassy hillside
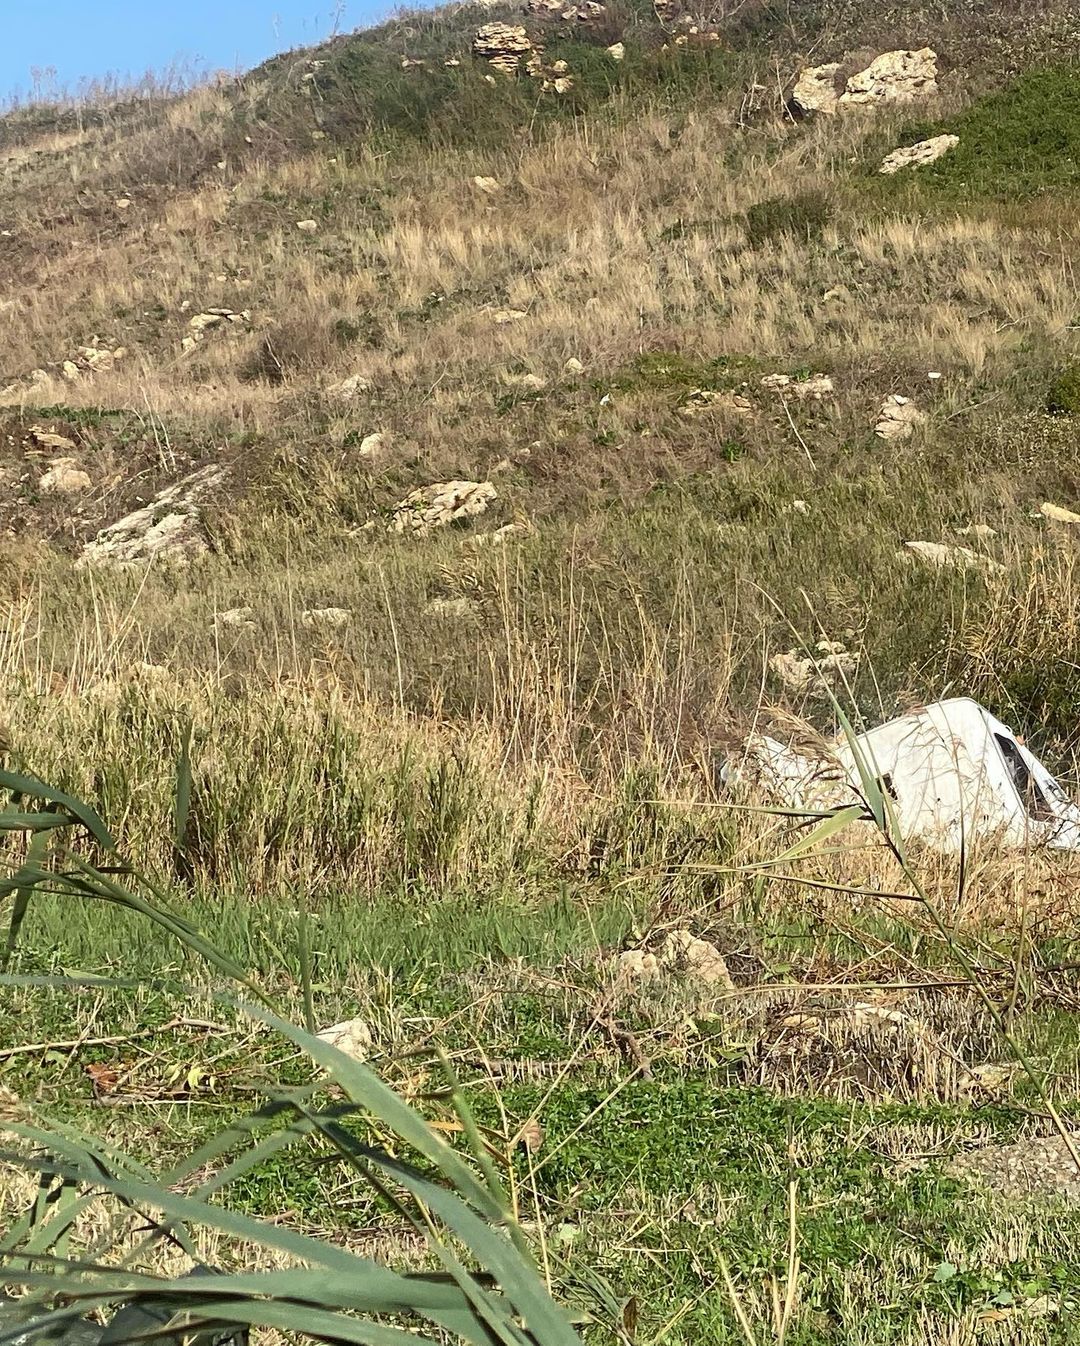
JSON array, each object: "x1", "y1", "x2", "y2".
[{"x1": 4, "y1": 2, "x2": 1080, "y2": 1341}]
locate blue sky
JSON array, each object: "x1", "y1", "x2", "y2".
[{"x1": 2, "y1": 1, "x2": 393, "y2": 102}]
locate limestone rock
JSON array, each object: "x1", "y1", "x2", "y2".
[
  {"x1": 473, "y1": 175, "x2": 501, "y2": 194},
  {"x1": 472, "y1": 23, "x2": 533, "y2": 75},
  {"x1": 316, "y1": 1016, "x2": 373, "y2": 1063},
  {"x1": 793, "y1": 48, "x2": 939, "y2": 116},
  {"x1": 29, "y1": 427, "x2": 76, "y2": 452},
  {"x1": 791, "y1": 62, "x2": 841, "y2": 115},
  {"x1": 358, "y1": 432, "x2": 387, "y2": 461},
  {"x1": 391, "y1": 481, "x2": 497, "y2": 535},
  {"x1": 678, "y1": 389, "x2": 753, "y2": 416},
  {"x1": 880, "y1": 133, "x2": 959, "y2": 175},
  {"x1": 617, "y1": 948, "x2": 661, "y2": 983},
  {"x1": 900, "y1": 541, "x2": 1005, "y2": 575},
  {"x1": 955, "y1": 523, "x2": 997, "y2": 539},
  {"x1": 39, "y1": 458, "x2": 91, "y2": 495},
  {"x1": 761, "y1": 372, "x2": 834, "y2": 401},
  {"x1": 840, "y1": 48, "x2": 939, "y2": 108},
  {"x1": 296, "y1": 218, "x2": 318, "y2": 232},
  {"x1": 492, "y1": 307, "x2": 528, "y2": 324},
  {"x1": 1040, "y1": 502, "x2": 1080, "y2": 524},
  {"x1": 327, "y1": 373, "x2": 372, "y2": 400},
  {"x1": 770, "y1": 644, "x2": 858, "y2": 696},
  {"x1": 77, "y1": 466, "x2": 223, "y2": 569},
  {"x1": 213, "y1": 607, "x2": 256, "y2": 630},
  {"x1": 301, "y1": 607, "x2": 352, "y2": 629},
  {"x1": 658, "y1": 930, "x2": 734, "y2": 987},
  {"x1": 564, "y1": 357, "x2": 585, "y2": 373},
  {"x1": 188, "y1": 308, "x2": 250, "y2": 338},
  {"x1": 875, "y1": 394, "x2": 925, "y2": 440},
  {"x1": 606, "y1": 42, "x2": 625, "y2": 60},
  {"x1": 618, "y1": 930, "x2": 733, "y2": 988}
]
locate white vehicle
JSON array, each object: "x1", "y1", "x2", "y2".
[{"x1": 735, "y1": 698, "x2": 1080, "y2": 854}]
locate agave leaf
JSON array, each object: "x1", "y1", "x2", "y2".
[{"x1": 0, "y1": 771, "x2": 114, "y2": 851}]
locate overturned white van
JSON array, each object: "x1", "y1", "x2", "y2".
[{"x1": 734, "y1": 698, "x2": 1080, "y2": 854}]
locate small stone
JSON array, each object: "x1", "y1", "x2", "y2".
[
  {"x1": 955, "y1": 523, "x2": 997, "y2": 539},
  {"x1": 358, "y1": 432, "x2": 386, "y2": 460},
  {"x1": 115, "y1": 197, "x2": 132, "y2": 209},
  {"x1": 505, "y1": 372, "x2": 546, "y2": 390},
  {"x1": 62, "y1": 361, "x2": 80, "y2": 382},
  {"x1": 606, "y1": 41, "x2": 625, "y2": 60},
  {"x1": 564, "y1": 357, "x2": 585, "y2": 373},
  {"x1": 492, "y1": 307, "x2": 528, "y2": 324},
  {"x1": 658, "y1": 930, "x2": 734, "y2": 987},
  {"x1": 617, "y1": 949, "x2": 661, "y2": 983},
  {"x1": 473, "y1": 176, "x2": 501, "y2": 194},
  {"x1": 301, "y1": 607, "x2": 352, "y2": 629},
  {"x1": 296, "y1": 218, "x2": 318, "y2": 232},
  {"x1": 472, "y1": 23, "x2": 533, "y2": 75}
]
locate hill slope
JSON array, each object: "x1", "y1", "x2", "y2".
[{"x1": 5, "y1": 6, "x2": 1080, "y2": 1343}]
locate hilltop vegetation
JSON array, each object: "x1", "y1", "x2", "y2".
[{"x1": 4, "y1": 1, "x2": 1080, "y2": 1341}]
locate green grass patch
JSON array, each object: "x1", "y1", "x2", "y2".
[{"x1": 870, "y1": 63, "x2": 1080, "y2": 200}]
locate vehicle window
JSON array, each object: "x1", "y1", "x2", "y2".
[{"x1": 994, "y1": 734, "x2": 1054, "y2": 821}]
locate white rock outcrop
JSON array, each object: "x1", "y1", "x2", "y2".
[
  {"x1": 472, "y1": 23, "x2": 533, "y2": 75},
  {"x1": 793, "y1": 48, "x2": 939, "y2": 116},
  {"x1": 77, "y1": 466, "x2": 223, "y2": 568},
  {"x1": 391, "y1": 481, "x2": 497, "y2": 535},
  {"x1": 841, "y1": 48, "x2": 939, "y2": 108}
]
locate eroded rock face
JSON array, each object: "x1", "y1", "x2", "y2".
[
  {"x1": 792, "y1": 48, "x2": 939, "y2": 116},
  {"x1": 880, "y1": 134, "x2": 958, "y2": 175},
  {"x1": 472, "y1": 23, "x2": 534, "y2": 75},
  {"x1": 77, "y1": 466, "x2": 223, "y2": 568},
  {"x1": 391, "y1": 481, "x2": 497, "y2": 535}
]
